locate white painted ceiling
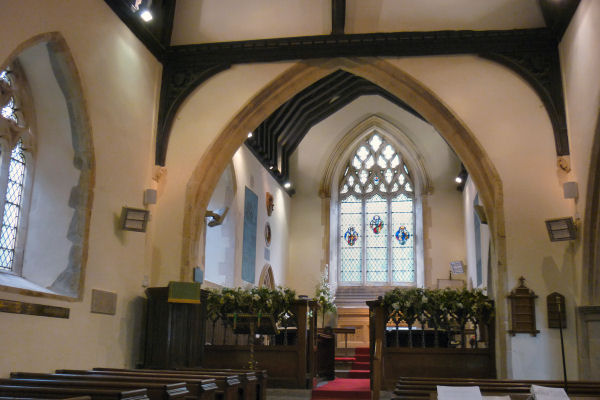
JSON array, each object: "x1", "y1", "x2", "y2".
[{"x1": 171, "y1": 0, "x2": 546, "y2": 45}]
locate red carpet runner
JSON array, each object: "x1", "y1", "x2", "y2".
[{"x1": 311, "y1": 347, "x2": 371, "y2": 399}]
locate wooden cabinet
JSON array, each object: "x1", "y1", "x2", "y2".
[{"x1": 143, "y1": 287, "x2": 207, "y2": 368}]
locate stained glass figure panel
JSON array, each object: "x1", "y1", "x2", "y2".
[
  {"x1": 391, "y1": 194, "x2": 414, "y2": 282},
  {"x1": 340, "y1": 196, "x2": 362, "y2": 282},
  {"x1": 365, "y1": 195, "x2": 387, "y2": 282}
]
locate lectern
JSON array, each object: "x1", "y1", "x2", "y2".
[{"x1": 143, "y1": 286, "x2": 207, "y2": 368}]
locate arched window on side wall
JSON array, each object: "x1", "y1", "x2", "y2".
[
  {"x1": 0, "y1": 65, "x2": 34, "y2": 276},
  {"x1": 338, "y1": 133, "x2": 415, "y2": 285}
]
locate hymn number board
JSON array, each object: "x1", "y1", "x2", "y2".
[{"x1": 507, "y1": 276, "x2": 540, "y2": 336}]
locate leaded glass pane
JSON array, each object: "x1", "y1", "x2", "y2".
[
  {"x1": 365, "y1": 195, "x2": 387, "y2": 282},
  {"x1": 0, "y1": 141, "x2": 26, "y2": 272},
  {"x1": 382, "y1": 144, "x2": 395, "y2": 160},
  {"x1": 339, "y1": 133, "x2": 416, "y2": 286},
  {"x1": 369, "y1": 134, "x2": 382, "y2": 151},
  {"x1": 340, "y1": 196, "x2": 362, "y2": 282},
  {"x1": 391, "y1": 194, "x2": 414, "y2": 282},
  {"x1": 1, "y1": 97, "x2": 18, "y2": 124},
  {"x1": 357, "y1": 146, "x2": 369, "y2": 160}
]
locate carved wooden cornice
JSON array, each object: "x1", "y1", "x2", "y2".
[{"x1": 155, "y1": 28, "x2": 567, "y2": 168}]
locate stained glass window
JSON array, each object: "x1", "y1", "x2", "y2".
[
  {"x1": 0, "y1": 141, "x2": 26, "y2": 271},
  {"x1": 339, "y1": 133, "x2": 415, "y2": 285}
]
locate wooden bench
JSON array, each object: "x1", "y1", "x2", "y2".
[
  {"x1": 13, "y1": 373, "x2": 216, "y2": 400},
  {"x1": 0, "y1": 385, "x2": 148, "y2": 400},
  {"x1": 91, "y1": 368, "x2": 258, "y2": 400},
  {"x1": 175, "y1": 368, "x2": 267, "y2": 400},
  {"x1": 54, "y1": 370, "x2": 237, "y2": 400},
  {"x1": 393, "y1": 377, "x2": 600, "y2": 400},
  {"x1": 2, "y1": 378, "x2": 188, "y2": 400}
]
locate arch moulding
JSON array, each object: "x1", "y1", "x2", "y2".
[{"x1": 182, "y1": 57, "x2": 508, "y2": 376}]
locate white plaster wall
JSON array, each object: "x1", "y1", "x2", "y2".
[
  {"x1": 288, "y1": 95, "x2": 465, "y2": 297},
  {"x1": 204, "y1": 164, "x2": 236, "y2": 287},
  {"x1": 231, "y1": 147, "x2": 290, "y2": 288},
  {"x1": 387, "y1": 55, "x2": 577, "y2": 379},
  {"x1": 17, "y1": 43, "x2": 80, "y2": 288},
  {"x1": 346, "y1": 0, "x2": 544, "y2": 33},
  {"x1": 463, "y1": 176, "x2": 490, "y2": 290},
  {"x1": 0, "y1": 0, "x2": 160, "y2": 377},
  {"x1": 203, "y1": 147, "x2": 290, "y2": 289},
  {"x1": 560, "y1": 0, "x2": 600, "y2": 305},
  {"x1": 171, "y1": 0, "x2": 330, "y2": 45},
  {"x1": 153, "y1": 61, "x2": 293, "y2": 285}
]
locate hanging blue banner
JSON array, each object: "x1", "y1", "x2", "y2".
[{"x1": 242, "y1": 186, "x2": 258, "y2": 283}]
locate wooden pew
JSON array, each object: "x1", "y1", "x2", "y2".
[
  {"x1": 2, "y1": 378, "x2": 188, "y2": 400},
  {"x1": 392, "y1": 377, "x2": 600, "y2": 400},
  {"x1": 12, "y1": 374, "x2": 215, "y2": 400},
  {"x1": 91, "y1": 369, "x2": 257, "y2": 400},
  {"x1": 53, "y1": 371, "x2": 235, "y2": 400},
  {"x1": 0, "y1": 385, "x2": 148, "y2": 400},
  {"x1": 176, "y1": 368, "x2": 267, "y2": 400},
  {"x1": 0, "y1": 396, "x2": 91, "y2": 400}
]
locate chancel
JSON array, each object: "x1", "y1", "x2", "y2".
[{"x1": 1, "y1": 1, "x2": 600, "y2": 400}]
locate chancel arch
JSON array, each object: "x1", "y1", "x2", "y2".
[{"x1": 182, "y1": 57, "x2": 508, "y2": 376}]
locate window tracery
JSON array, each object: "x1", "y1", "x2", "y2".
[{"x1": 339, "y1": 133, "x2": 415, "y2": 285}]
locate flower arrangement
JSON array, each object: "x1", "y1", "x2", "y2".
[
  {"x1": 382, "y1": 287, "x2": 494, "y2": 348},
  {"x1": 206, "y1": 286, "x2": 297, "y2": 330},
  {"x1": 314, "y1": 269, "x2": 337, "y2": 327}
]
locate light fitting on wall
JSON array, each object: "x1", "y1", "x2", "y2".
[
  {"x1": 283, "y1": 182, "x2": 292, "y2": 189},
  {"x1": 121, "y1": 207, "x2": 150, "y2": 232},
  {"x1": 545, "y1": 217, "x2": 577, "y2": 241},
  {"x1": 139, "y1": 10, "x2": 153, "y2": 21},
  {"x1": 205, "y1": 207, "x2": 229, "y2": 227},
  {"x1": 247, "y1": 132, "x2": 253, "y2": 138},
  {"x1": 455, "y1": 165, "x2": 468, "y2": 192}
]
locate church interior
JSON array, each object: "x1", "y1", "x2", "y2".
[{"x1": 1, "y1": 0, "x2": 599, "y2": 399}]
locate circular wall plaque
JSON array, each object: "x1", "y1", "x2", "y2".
[{"x1": 264, "y1": 222, "x2": 272, "y2": 247}]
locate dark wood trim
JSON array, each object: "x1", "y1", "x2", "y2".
[
  {"x1": 155, "y1": 28, "x2": 569, "y2": 172},
  {"x1": 0, "y1": 298, "x2": 69, "y2": 318},
  {"x1": 331, "y1": 0, "x2": 346, "y2": 35},
  {"x1": 538, "y1": 0, "x2": 581, "y2": 41}
]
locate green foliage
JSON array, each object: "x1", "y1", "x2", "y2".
[
  {"x1": 206, "y1": 286, "x2": 297, "y2": 324},
  {"x1": 382, "y1": 287, "x2": 494, "y2": 329}
]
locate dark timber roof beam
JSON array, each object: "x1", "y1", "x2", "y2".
[{"x1": 332, "y1": 0, "x2": 346, "y2": 35}]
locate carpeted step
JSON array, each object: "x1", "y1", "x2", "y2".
[
  {"x1": 335, "y1": 357, "x2": 356, "y2": 362},
  {"x1": 311, "y1": 378, "x2": 370, "y2": 399},
  {"x1": 354, "y1": 354, "x2": 370, "y2": 362},
  {"x1": 347, "y1": 369, "x2": 370, "y2": 379},
  {"x1": 354, "y1": 347, "x2": 370, "y2": 355},
  {"x1": 352, "y1": 361, "x2": 370, "y2": 369}
]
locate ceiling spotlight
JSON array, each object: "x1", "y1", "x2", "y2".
[
  {"x1": 283, "y1": 182, "x2": 292, "y2": 189},
  {"x1": 140, "y1": 10, "x2": 153, "y2": 22},
  {"x1": 455, "y1": 176, "x2": 463, "y2": 184},
  {"x1": 269, "y1": 165, "x2": 274, "y2": 170},
  {"x1": 247, "y1": 132, "x2": 253, "y2": 138}
]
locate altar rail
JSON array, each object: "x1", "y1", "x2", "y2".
[
  {"x1": 202, "y1": 299, "x2": 319, "y2": 389},
  {"x1": 368, "y1": 299, "x2": 496, "y2": 395}
]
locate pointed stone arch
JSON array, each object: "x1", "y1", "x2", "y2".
[
  {"x1": 259, "y1": 264, "x2": 275, "y2": 289},
  {"x1": 182, "y1": 57, "x2": 507, "y2": 376}
]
